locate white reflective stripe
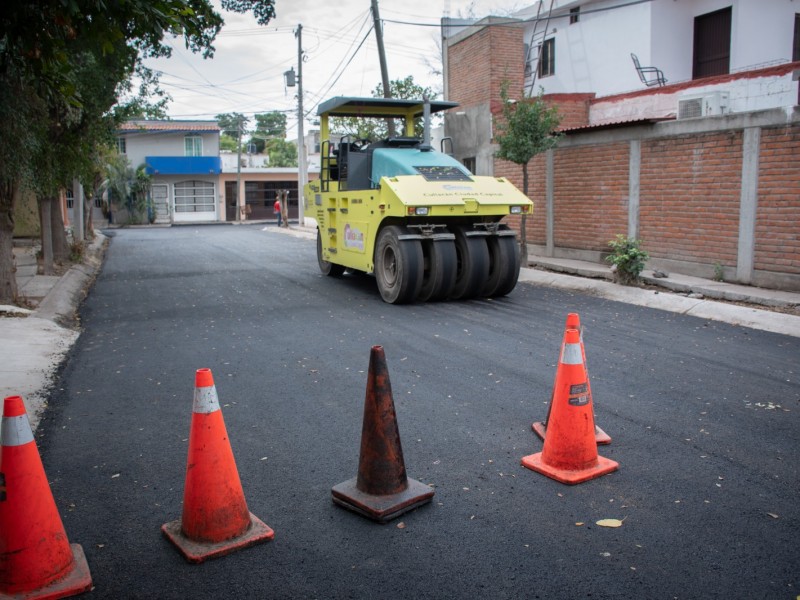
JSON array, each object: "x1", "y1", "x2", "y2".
[
  {"x1": 561, "y1": 343, "x2": 583, "y2": 365},
  {"x1": 193, "y1": 386, "x2": 220, "y2": 414},
  {"x1": 1, "y1": 415, "x2": 34, "y2": 446}
]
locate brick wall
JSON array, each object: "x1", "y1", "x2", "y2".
[
  {"x1": 545, "y1": 94, "x2": 593, "y2": 131},
  {"x1": 554, "y1": 143, "x2": 629, "y2": 250},
  {"x1": 756, "y1": 126, "x2": 800, "y2": 275},
  {"x1": 640, "y1": 132, "x2": 742, "y2": 265},
  {"x1": 496, "y1": 155, "x2": 547, "y2": 245},
  {"x1": 448, "y1": 24, "x2": 525, "y2": 110}
]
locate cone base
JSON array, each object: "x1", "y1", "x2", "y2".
[
  {"x1": 0, "y1": 543, "x2": 92, "y2": 600},
  {"x1": 331, "y1": 477, "x2": 434, "y2": 523},
  {"x1": 161, "y1": 512, "x2": 274, "y2": 564},
  {"x1": 532, "y1": 421, "x2": 612, "y2": 445},
  {"x1": 521, "y1": 452, "x2": 619, "y2": 485}
]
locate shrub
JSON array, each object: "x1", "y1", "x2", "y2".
[{"x1": 606, "y1": 235, "x2": 649, "y2": 285}]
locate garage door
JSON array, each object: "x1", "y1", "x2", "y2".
[{"x1": 173, "y1": 180, "x2": 217, "y2": 223}]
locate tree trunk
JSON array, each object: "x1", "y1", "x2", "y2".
[
  {"x1": 0, "y1": 179, "x2": 18, "y2": 304},
  {"x1": 84, "y1": 192, "x2": 94, "y2": 239},
  {"x1": 40, "y1": 196, "x2": 54, "y2": 275},
  {"x1": 520, "y1": 162, "x2": 529, "y2": 266},
  {"x1": 51, "y1": 194, "x2": 68, "y2": 263}
]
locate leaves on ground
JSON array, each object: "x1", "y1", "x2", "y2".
[{"x1": 596, "y1": 518, "x2": 624, "y2": 528}]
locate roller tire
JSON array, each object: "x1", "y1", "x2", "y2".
[
  {"x1": 374, "y1": 226, "x2": 423, "y2": 304},
  {"x1": 317, "y1": 229, "x2": 345, "y2": 277},
  {"x1": 482, "y1": 234, "x2": 521, "y2": 297},
  {"x1": 450, "y1": 226, "x2": 490, "y2": 300},
  {"x1": 418, "y1": 239, "x2": 457, "y2": 302}
]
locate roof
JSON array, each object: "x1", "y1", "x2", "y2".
[
  {"x1": 317, "y1": 97, "x2": 459, "y2": 118},
  {"x1": 119, "y1": 120, "x2": 220, "y2": 133},
  {"x1": 560, "y1": 116, "x2": 674, "y2": 133}
]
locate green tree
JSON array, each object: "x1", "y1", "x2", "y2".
[
  {"x1": 331, "y1": 75, "x2": 438, "y2": 140},
  {"x1": 0, "y1": 0, "x2": 276, "y2": 304},
  {"x1": 494, "y1": 83, "x2": 562, "y2": 264},
  {"x1": 266, "y1": 139, "x2": 298, "y2": 168},
  {"x1": 217, "y1": 112, "x2": 249, "y2": 141},
  {"x1": 249, "y1": 112, "x2": 287, "y2": 153}
]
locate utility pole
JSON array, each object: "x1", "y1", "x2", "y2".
[
  {"x1": 370, "y1": 0, "x2": 395, "y2": 136},
  {"x1": 295, "y1": 24, "x2": 306, "y2": 227},
  {"x1": 236, "y1": 116, "x2": 243, "y2": 221}
]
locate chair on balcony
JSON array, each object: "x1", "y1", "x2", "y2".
[{"x1": 631, "y1": 53, "x2": 667, "y2": 87}]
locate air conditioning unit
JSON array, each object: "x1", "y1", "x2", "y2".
[{"x1": 677, "y1": 92, "x2": 730, "y2": 119}]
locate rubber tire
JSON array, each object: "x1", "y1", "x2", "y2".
[
  {"x1": 374, "y1": 226, "x2": 424, "y2": 304},
  {"x1": 450, "y1": 226, "x2": 490, "y2": 300},
  {"x1": 482, "y1": 234, "x2": 521, "y2": 297},
  {"x1": 317, "y1": 229, "x2": 345, "y2": 277},
  {"x1": 417, "y1": 239, "x2": 457, "y2": 302}
]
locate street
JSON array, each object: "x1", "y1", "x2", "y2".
[{"x1": 34, "y1": 225, "x2": 798, "y2": 599}]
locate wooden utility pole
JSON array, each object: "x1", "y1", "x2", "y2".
[{"x1": 370, "y1": 0, "x2": 395, "y2": 136}]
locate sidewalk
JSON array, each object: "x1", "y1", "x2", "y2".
[
  {"x1": 3, "y1": 225, "x2": 799, "y2": 431},
  {"x1": 1, "y1": 234, "x2": 107, "y2": 430}
]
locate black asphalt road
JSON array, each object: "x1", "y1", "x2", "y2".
[{"x1": 35, "y1": 226, "x2": 798, "y2": 599}]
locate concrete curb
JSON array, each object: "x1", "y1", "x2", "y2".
[
  {"x1": 34, "y1": 233, "x2": 108, "y2": 326},
  {"x1": 517, "y1": 268, "x2": 800, "y2": 338}
]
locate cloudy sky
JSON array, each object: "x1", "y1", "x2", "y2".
[{"x1": 143, "y1": 0, "x2": 526, "y2": 134}]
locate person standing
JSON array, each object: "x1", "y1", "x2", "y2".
[{"x1": 274, "y1": 195, "x2": 282, "y2": 227}]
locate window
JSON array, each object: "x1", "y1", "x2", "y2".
[
  {"x1": 184, "y1": 135, "x2": 202, "y2": 157},
  {"x1": 539, "y1": 38, "x2": 555, "y2": 78},
  {"x1": 793, "y1": 14, "x2": 800, "y2": 62},
  {"x1": 462, "y1": 157, "x2": 476, "y2": 174},
  {"x1": 117, "y1": 137, "x2": 126, "y2": 154},
  {"x1": 693, "y1": 7, "x2": 731, "y2": 79},
  {"x1": 569, "y1": 7, "x2": 580, "y2": 24},
  {"x1": 66, "y1": 189, "x2": 74, "y2": 209}
]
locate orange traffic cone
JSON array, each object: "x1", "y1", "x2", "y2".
[
  {"x1": 332, "y1": 346, "x2": 434, "y2": 523},
  {"x1": 162, "y1": 369, "x2": 274, "y2": 563},
  {"x1": 522, "y1": 330, "x2": 619, "y2": 484},
  {"x1": 0, "y1": 395, "x2": 92, "y2": 599},
  {"x1": 532, "y1": 313, "x2": 611, "y2": 445}
]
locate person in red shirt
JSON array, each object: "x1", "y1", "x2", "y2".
[{"x1": 273, "y1": 197, "x2": 282, "y2": 227}]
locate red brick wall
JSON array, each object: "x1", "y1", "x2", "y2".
[
  {"x1": 545, "y1": 94, "x2": 593, "y2": 131},
  {"x1": 639, "y1": 132, "x2": 742, "y2": 265},
  {"x1": 448, "y1": 24, "x2": 525, "y2": 110},
  {"x1": 553, "y1": 143, "x2": 629, "y2": 250},
  {"x1": 496, "y1": 155, "x2": 547, "y2": 245},
  {"x1": 755, "y1": 126, "x2": 800, "y2": 275}
]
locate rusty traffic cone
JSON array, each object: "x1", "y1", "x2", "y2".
[
  {"x1": 0, "y1": 395, "x2": 92, "y2": 599},
  {"x1": 522, "y1": 330, "x2": 619, "y2": 484},
  {"x1": 332, "y1": 346, "x2": 434, "y2": 523},
  {"x1": 162, "y1": 369, "x2": 273, "y2": 563},
  {"x1": 532, "y1": 313, "x2": 611, "y2": 445}
]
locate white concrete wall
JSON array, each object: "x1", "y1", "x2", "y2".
[
  {"x1": 517, "y1": 0, "x2": 795, "y2": 98},
  {"x1": 123, "y1": 130, "x2": 220, "y2": 167},
  {"x1": 590, "y1": 71, "x2": 799, "y2": 123}
]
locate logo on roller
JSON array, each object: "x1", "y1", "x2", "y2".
[{"x1": 344, "y1": 224, "x2": 364, "y2": 251}]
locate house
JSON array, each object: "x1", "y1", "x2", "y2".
[
  {"x1": 117, "y1": 120, "x2": 318, "y2": 225},
  {"x1": 442, "y1": 0, "x2": 800, "y2": 290},
  {"x1": 118, "y1": 120, "x2": 222, "y2": 224}
]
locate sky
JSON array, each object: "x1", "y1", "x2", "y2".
[{"x1": 142, "y1": 0, "x2": 527, "y2": 136}]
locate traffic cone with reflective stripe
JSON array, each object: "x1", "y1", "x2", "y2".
[
  {"x1": 532, "y1": 313, "x2": 612, "y2": 445},
  {"x1": 162, "y1": 369, "x2": 273, "y2": 563},
  {"x1": 0, "y1": 395, "x2": 92, "y2": 599},
  {"x1": 332, "y1": 346, "x2": 434, "y2": 523},
  {"x1": 522, "y1": 330, "x2": 619, "y2": 484}
]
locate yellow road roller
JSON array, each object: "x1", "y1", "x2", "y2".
[{"x1": 303, "y1": 96, "x2": 533, "y2": 303}]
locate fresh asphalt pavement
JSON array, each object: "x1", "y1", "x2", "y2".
[{"x1": 24, "y1": 225, "x2": 798, "y2": 599}]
